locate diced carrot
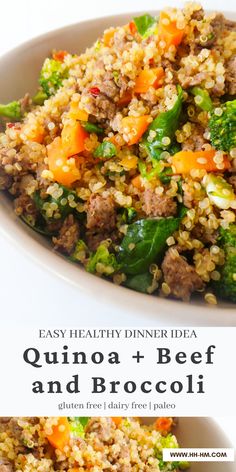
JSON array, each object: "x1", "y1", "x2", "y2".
[
  {"x1": 103, "y1": 29, "x2": 116, "y2": 47},
  {"x1": 52, "y1": 50, "x2": 68, "y2": 62},
  {"x1": 159, "y1": 11, "x2": 184, "y2": 48},
  {"x1": 46, "y1": 417, "x2": 71, "y2": 451},
  {"x1": 112, "y1": 417, "x2": 122, "y2": 427},
  {"x1": 61, "y1": 120, "x2": 88, "y2": 157},
  {"x1": 134, "y1": 68, "x2": 165, "y2": 94},
  {"x1": 117, "y1": 90, "x2": 133, "y2": 107},
  {"x1": 47, "y1": 136, "x2": 81, "y2": 186},
  {"x1": 69, "y1": 102, "x2": 89, "y2": 121},
  {"x1": 106, "y1": 133, "x2": 124, "y2": 148},
  {"x1": 129, "y1": 21, "x2": 137, "y2": 35},
  {"x1": 155, "y1": 417, "x2": 173, "y2": 434},
  {"x1": 172, "y1": 150, "x2": 231, "y2": 174},
  {"x1": 120, "y1": 155, "x2": 138, "y2": 170},
  {"x1": 21, "y1": 122, "x2": 45, "y2": 144},
  {"x1": 131, "y1": 174, "x2": 144, "y2": 190},
  {"x1": 122, "y1": 115, "x2": 151, "y2": 145}
]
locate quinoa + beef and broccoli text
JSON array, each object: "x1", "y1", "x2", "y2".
[
  {"x1": 0, "y1": 417, "x2": 189, "y2": 471},
  {"x1": 0, "y1": 3, "x2": 236, "y2": 304}
]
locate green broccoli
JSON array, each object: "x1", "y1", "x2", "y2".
[
  {"x1": 0, "y1": 100, "x2": 22, "y2": 120},
  {"x1": 68, "y1": 417, "x2": 90, "y2": 439},
  {"x1": 39, "y1": 58, "x2": 69, "y2": 97},
  {"x1": 32, "y1": 90, "x2": 48, "y2": 106},
  {"x1": 86, "y1": 244, "x2": 119, "y2": 275},
  {"x1": 213, "y1": 224, "x2": 236, "y2": 302},
  {"x1": 209, "y1": 98, "x2": 236, "y2": 152},
  {"x1": 191, "y1": 86, "x2": 213, "y2": 112}
]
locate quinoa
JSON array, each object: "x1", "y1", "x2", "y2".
[
  {"x1": 0, "y1": 3, "x2": 236, "y2": 305},
  {"x1": 0, "y1": 417, "x2": 184, "y2": 472}
]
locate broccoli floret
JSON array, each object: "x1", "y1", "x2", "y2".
[
  {"x1": 203, "y1": 174, "x2": 236, "y2": 210},
  {"x1": 86, "y1": 244, "x2": 119, "y2": 275},
  {"x1": 0, "y1": 100, "x2": 21, "y2": 120},
  {"x1": 39, "y1": 58, "x2": 69, "y2": 97},
  {"x1": 213, "y1": 224, "x2": 236, "y2": 302},
  {"x1": 32, "y1": 90, "x2": 48, "y2": 105},
  {"x1": 209, "y1": 99, "x2": 236, "y2": 152}
]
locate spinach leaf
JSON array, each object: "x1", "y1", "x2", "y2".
[
  {"x1": 142, "y1": 86, "x2": 183, "y2": 159},
  {"x1": 33, "y1": 184, "x2": 78, "y2": 221},
  {"x1": 75, "y1": 417, "x2": 90, "y2": 427},
  {"x1": 94, "y1": 141, "x2": 117, "y2": 159},
  {"x1": 125, "y1": 272, "x2": 154, "y2": 293},
  {"x1": 133, "y1": 14, "x2": 156, "y2": 37},
  {"x1": 21, "y1": 215, "x2": 53, "y2": 236},
  {"x1": 118, "y1": 217, "x2": 180, "y2": 274}
]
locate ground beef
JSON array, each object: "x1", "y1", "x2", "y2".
[
  {"x1": 86, "y1": 194, "x2": 116, "y2": 231},
  {"x1": 191, "y1": 224, "x2": 218, "y2": 244},
  {"x1": 82, "y1": 76, "x2": 117, "y2": 122},
  {"x1": 211, "y1": 14, "x2": 236, "y2": 35},
  {"x1": 86, "y1": 229, "x2": 119, "y2": 252},
  {"x1": 191, "y1": 7, "x2": 204, "y2": 21},
  {"x1": 0, "y1": 464, "x2": 13, "y2": 472},
  {"x1": 162, "y1": 247, "x2": 204, "y2": 300},
  {"x1": 116, "y1": 75, "x2": 130, "y2": 94},
  {"x1": 229, "y1": 175, "x2": 236, "y2": 191},
  {"x1": 142, "y1": 189, "x2": 177, "y2": 217},
  {"x1": 99, "y1": 73, "x2": 119, "y2": 99},
  {"x1": 52, "y1": 215, "x2": 79, "y2": 255},
  {"x1": 87, "y1": 417, "x2": 114, "y2": 442},
  {"x1": 179, "y1": 71, "x2": 207, "y2": 88},
  {"x1": 0, "y1": 168, "x2": 12, "y2": 190},
  {"x1": 13, "y1": 193, "x2": 38, "y2": 218},
  {"x1": 225, "y1": 55, "x2": 236, "y2": 95},
  {"x1": 181, "y1": 124, "x2": 207, "y2": 152}
]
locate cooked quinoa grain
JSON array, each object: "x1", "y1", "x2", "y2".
[{"x1": 1, "y1": 3, "x2": 236, "y2": 305}]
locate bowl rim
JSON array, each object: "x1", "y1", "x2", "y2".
[{"x1": 0, "y1": 11, "x2": 236, "y2": 326}]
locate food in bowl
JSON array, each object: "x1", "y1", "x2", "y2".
[
  {"x1": 0, "y1": 417, "x2": 189, "y2": 471},
  {"x1": 0, "y1": 3, "x2": 236, "y2": 305}
]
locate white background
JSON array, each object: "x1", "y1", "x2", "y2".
[{"x1": 0, "y1": 0, "x2": 235, "y2": 447}]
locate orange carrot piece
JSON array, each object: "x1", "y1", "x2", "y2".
[
  {"x1": 112, "y1": 417, "x2": 122, "y2": 427},
  {"x1": 155, "y1": 417, "x2": 173, "y2": 434},
  {"x1": 134, "y1": 68, "x2": 164, "y2": 94},
  {"x1": 129, "y1": 21, "x2": 137, "y2": 35},
  {"x1": 69, "y1": 102, "x2": 89, "y2": 121},
  {"x1": 103, "y1": 29, "x2": 116, "y2": 47},
  {"x1": 120, "y1": 155, "x2": 138, "y2": 170},
  {"x1": 46, "y1": 417, "x2": 71, "y2": 451},
  {"x1": 47, "y1": 136, "x2": 81, "y2": 186},
  {"x1": 159, "y1": 11, "x2": 184, "y2": 48},
  {"x1": 172, "y1": 150, "x2": 231, "y2": 174},
  {"x1": 131, "y1": 174, "x2": 144, "y2": 190},
  {"x1": 117, "y1": 90, "x2": 133, "y2": 107},
  {"x1": 106, "y1": 133, "x2": 123, "y2": 148},
  {"x1": 21, "y1": 123, "x2": 45, "y2": 144},
  {"x1": 52, "y1": 50, "x2": 68, "y2": 62},
  {"x1": 61, "y1": 121, "x2": 88, "y2": 157},
  {"x1": 122, "y1": 115, "x2": 151, "y2": 145}
]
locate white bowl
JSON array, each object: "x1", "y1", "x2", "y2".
[
  {"x1": 0, "y1": 12, "x2": 236, "y2": 326},
  {"x1": 143, "y1": 417, "x2": 234, "y2": 471}
]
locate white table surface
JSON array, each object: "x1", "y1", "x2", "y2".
[{"x1": 0, "y1": 0, "x2": 236, "y2": 446}]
